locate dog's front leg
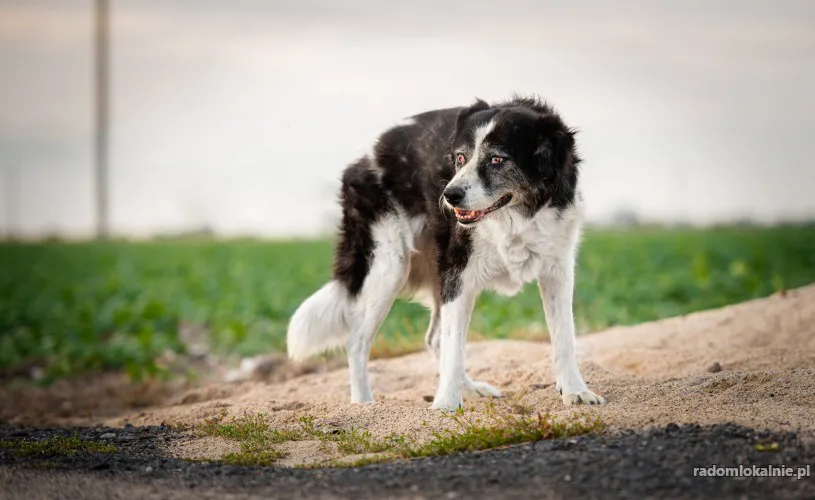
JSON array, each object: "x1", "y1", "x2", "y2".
[
  {"x1": 538, "y1": 261, "x2": 606, "y2": 406},
  {"x1": 431, "y1": 289, "x2": 477, "y2": 411}
]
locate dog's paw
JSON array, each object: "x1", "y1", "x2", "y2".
[
  {"x1": 463, "y1": 376, "x2": 503, "y2": 398},
  {"x1": 350, "y1": 389, "x2": 374, "y2": 404},
  {"x1": 352, "y1": 398, "x2": 376, "y2": 405},
  {"x1": 559, "y1": 388, "x2": 606, "y2": 406},
  {"x1": 556, "y1": 373, "x2": 606, "y2": 406},
  {"x1": 431, "y1": 400, "x2": 463, "y2": 412},
  {"x1": 431, "y1": 391, "x2": 463, "y2": 412}
]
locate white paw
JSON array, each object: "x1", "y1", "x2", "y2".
[
  {"x1": 431, "y1": 390, "x2": 463, "y2": 412},
  {"x1": 556, "y1": 370, "x2": 606, "y2": 406},
  {"x1": 431, "y1": 400, "x2": 463, "y2": 412},
  {"x1": 352, "y1": 398, "x2": 376, "y2": 404},
  {"x1": 560, "y1": 389, "x2": 606, "y2": 406},
  {"x1": 351, "y1": 389, "x2": 374, "y2": 403},
  {"x1": 463, "y1": 375, "x2": 503, "y2": 398}
]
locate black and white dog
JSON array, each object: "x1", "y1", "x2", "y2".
[{"x1": 287, "y1": 95, "x2": 606, "y2": 411}]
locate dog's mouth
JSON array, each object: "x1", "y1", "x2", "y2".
[{"x1": 452, "y1": 194, "x2": 513, "y2": 225}]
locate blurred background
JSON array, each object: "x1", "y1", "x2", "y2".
[
  {"x1": 2, "y1": 0, "x2": 814, "y2": 239},
  {"x1": 0, "y1": 1, "x2": 813, "y2": 383}
]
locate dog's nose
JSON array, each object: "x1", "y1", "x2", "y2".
[{"x1": 443, "y1": 186, "x2": 466, "y2": 205}]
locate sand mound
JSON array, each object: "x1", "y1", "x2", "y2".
[{"x1": 3, "y1": 284, "x2": 814, "y2": 465}]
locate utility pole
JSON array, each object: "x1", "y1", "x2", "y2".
[
  {"x1": 94, "y1": 0, "x2": 110, "y2": 238},
  {"x1": 3, "y1": 166, "x2": 18, "y2": 240}
]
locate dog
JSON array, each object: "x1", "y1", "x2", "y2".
[{"x1": 286, "y1": 95, "x2": 606, "y2": 410}]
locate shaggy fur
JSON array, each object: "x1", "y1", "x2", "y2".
[{"x1": 287, "y1": 95, "x2": 606, "y2": 410}]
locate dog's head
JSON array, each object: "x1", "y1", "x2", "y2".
[{"x1": 443, "y1": 97, "x2": 579, "y2": 225}]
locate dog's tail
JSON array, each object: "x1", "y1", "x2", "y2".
[{"x1": 286, "y1": 280, "x2": 351, "y2": 361}]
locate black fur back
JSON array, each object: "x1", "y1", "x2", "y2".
[{"x1": 331, "y1": 96, "x2": 581, "y2": 300}]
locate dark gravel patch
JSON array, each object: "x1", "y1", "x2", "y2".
[
  {"x1": 1, "y1": 423, "x2": 813, "y2": 499},
  {"x1": 0, "y1": 423, "x2": 173, "y2": 471}
]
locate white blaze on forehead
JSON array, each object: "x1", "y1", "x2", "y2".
[
  {"x1": 469, "y1": 119, "x2": 496, "y2": 164},
  {"x1": 446, "y1": 118, "x2": 499, "y2": 212},
  {"x1": 454, "y1": 118, "x2": 496, "y2": 178}
]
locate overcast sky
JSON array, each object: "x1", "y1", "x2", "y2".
[{"x1": 1, "y1": 0, "x2": 814, "y2": 237}]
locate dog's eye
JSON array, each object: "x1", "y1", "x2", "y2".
[
  {"x1": 455, "y1": 154, "x2": 466, "y2": 168},
  {"x1": 491, "y1": 156, "x2": 505, "y2": 165}
]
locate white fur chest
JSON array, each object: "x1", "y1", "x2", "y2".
[{"x1": 465, "y1": 204, "x2": 581, "y2": 296}]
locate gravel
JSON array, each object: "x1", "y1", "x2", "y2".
[{"x1": 1, "y1": 423, "x2": 813, "y2": 499}]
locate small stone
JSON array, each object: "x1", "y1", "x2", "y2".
[
  {"x1": 707, "y1": 362, "x2": 723, "y2": 373},
  {"x1": 29, "y1": 367, "x2": 44, "y2": 381},
  {"x1": 422, "y1": 395, "x2": 434, "y2": 402},
  {"x1": 564, "y1": 474, "x2": 572, "y2": 482},
  {"x1": 145, "y1": 466, "x2": 153, "y2": 473},
  {"x1": 117, "y1": 434, "x2": 138, "y2": 442},
  {"x1": 99, "y1": 432, "x2": 116, "y2": 440}
]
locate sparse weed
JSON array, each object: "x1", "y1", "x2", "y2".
[
  {"x1": 198, "y1": 398, "x2": 605, "y2": 468},
  {"x1": 406, "y1": 403, "x2": 605, "y2": 458},
  {"x1": 0, "y1": 435, "x2": 117, "y2": 457}
]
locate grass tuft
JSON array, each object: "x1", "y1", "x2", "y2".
[
  {"x1": 296, "y1": 454, "x2": 392, "y2": 469},
  {"x1": 198, "y1": 411, "x2": 296, "y2": 465},
  {"x1": 0, "y1": 435, "x2": 117, "y2": 457},
  {"x1": 406, "y1": 404, "x2": 605, "y2": 457},
  {"x1": 220, "y1": 449, "x2": 287, "y2": 466},
  {"x1": 196, "y1": 401, "x2": 605, "y2": 468}
]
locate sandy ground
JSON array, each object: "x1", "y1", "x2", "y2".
[{"x1": 2, "y1": 284, "x2": 814, "y2": 466}]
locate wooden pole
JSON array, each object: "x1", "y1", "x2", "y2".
[
  {"x1": 3, "y1": 167, "x2": 16, "y2": 239},
  {"x1": 94, "y1": 0, "x2": 110, "y2": 238}
]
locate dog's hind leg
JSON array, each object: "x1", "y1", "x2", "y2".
[
  {"x1": 345, "y1": 213, "x2": 412, "y2": 403},
  {"x1": 424, "y1": 303, "x2": 441, "y2": 358},
  {"x1": 463, "y1": 373, "x2": 502, "y2": 399}
]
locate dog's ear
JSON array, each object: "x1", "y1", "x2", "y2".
[
  {"x1": 454, "y1": 98, "x2": 490, "y2": 132},
  {"x1": 535, "y1": 115, "x2": 577, "y2": 177}
]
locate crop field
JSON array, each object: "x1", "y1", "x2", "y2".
[{"x1": 1, "y1": 224, "x2": 814, "y2": 382}]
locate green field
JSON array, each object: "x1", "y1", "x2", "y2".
[{"x1": 1, "y1": 224, "x2": 814, "y2": 382}]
